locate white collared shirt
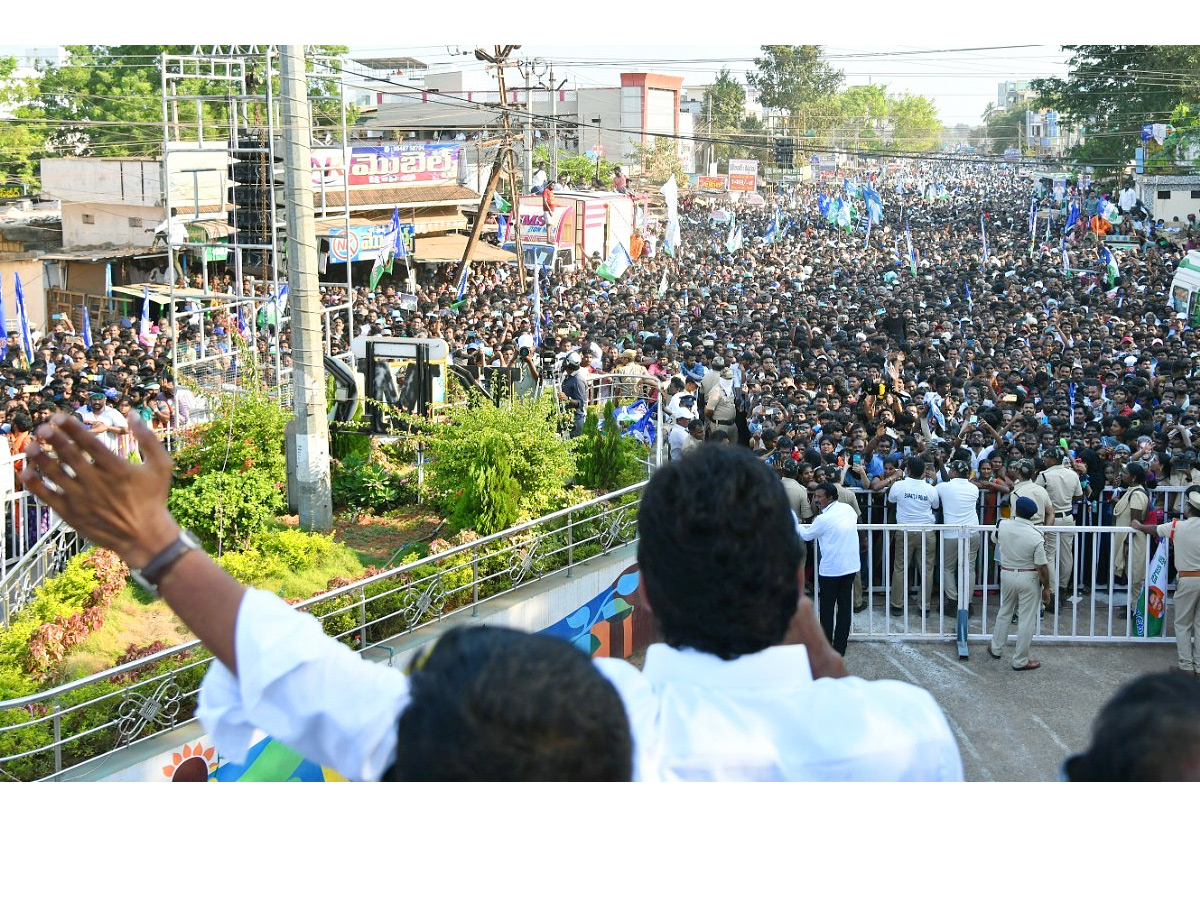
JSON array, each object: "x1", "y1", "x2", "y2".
[
  {"x1": 200, "y1": 589, "x2": 964, "y2": 782},
  {"x1": 796, "y1": 500, "x2": 860, "y2": 577}
]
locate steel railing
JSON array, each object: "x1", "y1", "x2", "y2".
[
  {"x1": 0, "y1": 480, "x2": 645, "y2": 782},
  {"x1": 812, "y1": 521, "x2": 1175, "y2": 643}
]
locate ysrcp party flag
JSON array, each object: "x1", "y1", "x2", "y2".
[
  {"x1": 1132, "y1": 538, "x2": 1168, "y2": 637},
  {"x1": 597, "y1": 243, "x2": 633, "y2": 282}
]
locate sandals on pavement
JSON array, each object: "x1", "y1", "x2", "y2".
[{"x1": 1012, "y1": 660, "x2": 1041, "y2": 671}]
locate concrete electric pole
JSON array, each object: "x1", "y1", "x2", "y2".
[{"x1": 279, "y1": 44, "x2": 333, "y2": 531}]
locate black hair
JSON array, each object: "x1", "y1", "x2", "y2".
[
  {"x1": 637, "y1": 444, "x2": 801, "y2": 659},
  {"x1": 1064, "y1": 672, "x2": 1200, "y2": 781},
  {"x1": 814, "y1": 481, "x2": 839, "y2": 503},
  {"x1": 384, "y1": 626, "x2": 631, "y2": 781},
  {"x1": 906, "y1": 455, "x2": 926, "y2": 478}
]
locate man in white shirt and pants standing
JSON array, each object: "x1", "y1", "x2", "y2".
[
  {"x1": 888, "y1": 455, "x2": 941, "y2": 615},
  {"x1": 937, "y1": 459, "x2": 981, "y2": 617},
  {"x1": 797, "y1": 482, "x2": 861, "y2": 656}
]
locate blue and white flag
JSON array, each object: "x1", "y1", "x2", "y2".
[
  {"x1": 816, "y1": 193, "x2": 832, "y2": 220},
  {"x1": 836, "y1": 200, "x2": 853, "y2": 233},
  {"x1": 1102, "y1": 247, "x2": 1119, "y2": 286},
  {"x1": 531, "y1": 264, "x2": 542, "y2": 347},
  {"x1": 1029, "y1": 196, "x2": 1037, "y2": 235},
  {"x1": 82, "y1": 304, "x2": 93, "y2": 349},
  {"x1": 1045, "y1": 204, "x2": 1052, "y2": 243},
  {"x1": 454, "y1": 264, "x2": 471, "y2": 306},
  {"x1": 104, "y1": 262, "x2": 112, "y2": 299},
  {"x1": 924, "y1": 391, "x2": 946, "y2": 434},
  {"x1": 0, "y1": 277, "x2": 7, "y2": 360},
  {"x1": 237, "y1": 304, "x2": 252, "y2": 341},
  {"x1": 965, "y1": 283, "x2": 972, "y2": 311},
  {"x1": 139, "y1": 285, "x2": 154, "y2": 348},
  {"x1": 905, "y1": 222, "x2": 916, "y2": 276},
  {"x1": 657, "y1": 269, "x2": 669, "y2": 299},
  {"x1": 1061, "y1": 238, "x2": 1070, "y2": 276},
  {"x1": 863, "y1": 187, "x2": 884, "y2": 225},
  {"x1": 496, "y1": 214, "x2": 507, "y2": 243},
  {"x1": 14, "y1": 273, "x2": 35, "y2": 364},
  {"x1": 664, "y1": 217, "x2": 680, "y2": 257},
  {"x1": 864, "y1": 216, "x2": 872, "y2": 248},
  {"x1": 981, "y1": 213, "x2": 989, "y2": 262},
  {"x1": 276, "y1": 284, "x2": 289, "y2": 317},
  {"x1": 726, "y1": 225, "x2": 743, "y2": 254},
  {"x1": 598, "y1": 243, "x2": 634, "y2": 281},
  {"x1": 1068, "y1": 381, "x2": 1076, "y2": 426},
  {"x1": 763, "y1": 215, "x2": 777, "y2": 245},
  {"x1": 1065, "y1": 200, "x2": 1080, "y2": 231}
]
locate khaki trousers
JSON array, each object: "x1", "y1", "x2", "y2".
[
  {"x1": 942, "y1": 530, "x2": 981, "y2": 608},
  {"x1": 991, "y1": 569, "x2": 1040, "y2": 668},
  {"x1": 1115, "y1": 530, "x2": 1148, "y2": 610},
  {"x1": 1174, "y1": 578, "x2": 1200, "y2": 674},
  {"x1": 891, "y1": 530, "x2": 938, "y2": 612},
  {"x1": 1048, "y1": 514, "x2": 1076, "y2": 594}
]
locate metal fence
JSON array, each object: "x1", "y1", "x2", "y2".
[{"x1": 0, "y1": 481, "x2": 643, "y2": 782}]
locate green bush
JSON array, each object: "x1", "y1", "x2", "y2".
[
  {"x1": 171, "y1": 371, "x2": 290, "y2": 487},
  {"x1": 331, "y1": 451, "x2": 414, "y2": 513},
  {"x1": 574, "y1": 402, "x2": 647, "y2": 493},
  {"x1": 169, "y1": 468, "x2": 285, "y2": 552},
  {"x1": 449, "y1": 433, "x2": 521, "y2": 534},
  {"x1": 423, "y1": 391, "x2": 575, "y2": 527}
]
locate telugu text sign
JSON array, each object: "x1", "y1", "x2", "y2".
[
  {"x1": 727, "y1": 158, "x2": 758, "y2": 193},
  {"x1": 311, "y1": 144, "x2": 462, "y2": 189}
]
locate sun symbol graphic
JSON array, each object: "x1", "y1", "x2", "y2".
[{"x1": 162, "y1": 742, "x2": 217, "y2": 782}]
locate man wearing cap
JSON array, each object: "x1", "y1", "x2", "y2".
[
  {"x1": 79, "y1": 391, "x2": 128, "y2": 454},
  {"x1": 667, "y1": 401, "x2": 693, "y2": 461},
  {"x1": 704, "y1": 365, "x2": 738, "y2": 442},
  {"x1": 1037, "y1": 447, "x2": 1085, "y2": 603},
  {"x1": 557, "y1": 352, "x2": 588, "y2": 438},
  {"x1": 1133, "y1": 487, "x2": 1200, "y2": 678},
  {"x1": 989, "y1": 496, "x2": 1052, "y2": 671}
]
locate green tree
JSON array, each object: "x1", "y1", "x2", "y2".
[
  {"x1": 747, "y1": 45, "x2": 843, "y2": 132},
  {"x1": 533, "y1": 147, "x2": 601, "y2": 187},
  {"x1": 1032, "y1": 45, "x2": 1200, "y2": 176},
  {"x1": 14, "y1": 46, "x2": 352, "y2": 161},
  {"x1": 834, "y1": 84, "x2": 890, "y2": 151},
  {"x1": 0, "y1": 57, "x2": 44, "y2": 191},
  {"x1": 887, "y1": 93, "x2": 943, "y2": 152},
  {"x1": 629, "y1": 136, "x2": 688, "y2": 186},
  {"x1": 699, "y1": 68, "x2": 748, "y2": 168},
  {"x1": 982, "y1": 101, "x2": 1032, "y2": 155}
]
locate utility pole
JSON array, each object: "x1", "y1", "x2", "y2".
[
  {"x1": 522, "y1": 63, "x2": 533, "y2": 190},
  {"x1": 279, "y1": 44, "x2": 332, "y2": 531},
  {"x1": 456, "y1": 45, "x2": 524, "y2": 295}
]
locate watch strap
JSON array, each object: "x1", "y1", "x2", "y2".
[{"x1": 136, "y1": 529, "x2": 201, "y2": 587}]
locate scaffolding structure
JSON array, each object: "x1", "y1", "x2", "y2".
[{"x1": 157, "y1": 47, "x2": 356, "y2": 409}]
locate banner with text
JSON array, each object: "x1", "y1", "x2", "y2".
[
  {"x1": 311, "y1": 143, "x2": 462, "y2": 189},
  {"x1": 727, "y1": 159, "x2": 758, "y2": 193}
]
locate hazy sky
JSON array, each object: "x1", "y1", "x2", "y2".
[{"x1": 350, "y1": 44, "x2": 1072, "y2": 126}]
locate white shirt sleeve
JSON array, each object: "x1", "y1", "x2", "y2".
[
  {"x1": 197, "y1": 588, "x2": 410, "y2": 781},
  {"x1": 795, "y1": 514, "x2": 828, "y2": 541}
]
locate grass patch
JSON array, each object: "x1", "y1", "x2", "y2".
[{"x1": 55, "y1": 589, "x2": 190, "y2": 686}]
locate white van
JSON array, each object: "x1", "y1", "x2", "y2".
[{"x1": 1170, "y1": 250, "x2": 1200, "y2": 327}]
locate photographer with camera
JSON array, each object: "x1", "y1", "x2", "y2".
[{"x1": 513, "y1": 337, "x2": 541, "y2": 400}]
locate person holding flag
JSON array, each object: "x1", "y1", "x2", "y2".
[
  {"x1": 1101, "y1": 246, "x2": 1119, "y2": 288},
  {"x1": 905, "y1": 222, "x2": 917, "y2": 276},
  {"x1": 369, "y1": 208, "x2": 402, "y2": 291},
  {"x1": 14, "y1": 273, "x2": 35, "y2": 365},
  {"x1": 138, "y1": 285, "x2": 156, "y2": 350},
  {"x1": 1134, "y1": 488, "x2": 1200, "y2": 677},
  {"x1": 82, "y1": 304, "x2": 94, "y2": 350}
]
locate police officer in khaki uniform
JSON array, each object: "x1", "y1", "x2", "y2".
[
  {"x1": 1036, "y1": 447, "x2": 1084, "y2": 604},
  {"x1": 989, "y1": 496, "x2": 1052, "y2": 671},
  {"x1": 1009, "y1": 458, "x2": 1053, "y2": 526},
  {"x1": 704, "y1": 366, "x2": 738, "y2": 440},
  {"x1": 1134, "y1": 487, "x2": 1200, "y2": 678}
]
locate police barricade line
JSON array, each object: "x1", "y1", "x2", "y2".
[{"x1": 809, "y1": 522, "x2": 1173, "y2": 643}]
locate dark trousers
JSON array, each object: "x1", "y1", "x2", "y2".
[{"x1": 818, "y1": 572, "x2": 856, "y2": 655}]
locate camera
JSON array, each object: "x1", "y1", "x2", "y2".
[{"x1": 519, "y1": 346, "x2": 530, "y2": 359}]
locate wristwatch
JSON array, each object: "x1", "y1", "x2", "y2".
[{"x1": 131, "y1": 529, "x2": 202, "y2": 595}]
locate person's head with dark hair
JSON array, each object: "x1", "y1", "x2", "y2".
[
  {"x1": 10, "y1": 411, "x2": 33, "y2": 435},
  {"x1": 1063, "y1": 671, "x2": 1200, "y2": 781},
  {"x1": 813, "y1": 481, "x2": 839, "y2": 511},
  {"x1": 384, "y1": 626, "x2": 631, "y2": 781},
  {"x1": 906, "y1": 455, "x2": 927, "y2": 479},
  {"x1": 637, "y1": 443, "x2": 801, "y2": 659}
]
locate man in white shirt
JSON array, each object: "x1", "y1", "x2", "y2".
[
  {"x1": 796, "y1": 482, "x2": 860, "y2": 656},
  {"x1": 937, "y1": 459, "x2": 981, "y2": 616},
  {"x1": 20, "y1": 419, "x2": 964, "y2": 783},
  {"x1": 888, "y1": 455, "x2": 941, "y2": 615},
  {"x1": 78, "y1": 392, "x2": 128, "y2": 454}
]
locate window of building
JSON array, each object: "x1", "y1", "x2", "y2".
[
  {"x1": 128, "y1": 217, "x2": 142, "y2": 228},
  {"x1": 1157, "y1": 190, "x2": 1171, "y2": 200},
  {"x1": 1191, "y1": 190, "x2": 1200, "y2": 199},
  {"x1": 81, "y1": 214, "x2": 95, "y2": 224}
]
